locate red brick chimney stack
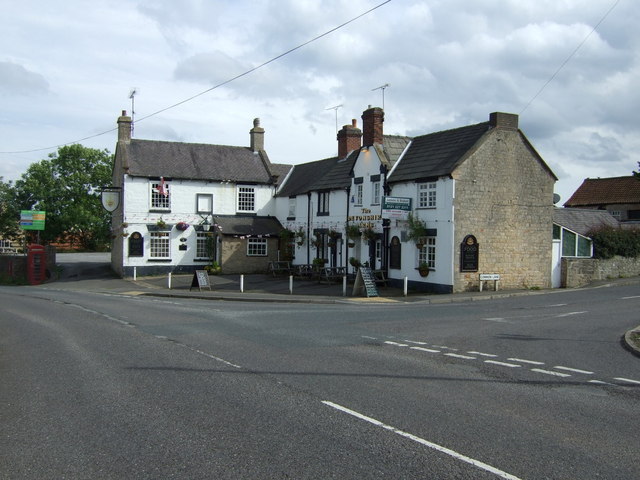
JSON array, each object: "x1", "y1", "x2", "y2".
[
  {"x1": 337, "y1": 119, "x2": 362, "y2": 158},
  {"x1": 362, "y1": 106, "x2": 384, "y2": 146}
]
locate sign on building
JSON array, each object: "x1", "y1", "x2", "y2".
[
  {"x1": 20, "y1": 210, "x2": 46, "y2": 230},
  {"x1": 382, "y1": 197, "x2": 411, "y2": 220}
]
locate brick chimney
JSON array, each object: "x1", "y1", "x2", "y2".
[
  {"x1": 117, "y1": 110, "x2": 132, "y2": 143},
  {"x1": 362, "y1": 106, "x2": 384, "y2": 146},
  {"x1": 250, "y1": 117, "x2": 265, "y2": 152},
  {"x1": 489, "y1": 112, "x2": 518, "y2": 130},
  {"x1": 337, "y1": 119, "x2": 362, "y2": 158}
]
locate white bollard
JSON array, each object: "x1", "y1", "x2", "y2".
[
  {"x1": 168, "y1": 272, "x2": 172, "y2": 289},
  {"x1": 343, "y1": 275, "x2": 347, "y2": 296},
  {"x1": 289, "y1": 275, "x2": 293, "y2": 294},
  {"x1": 133, "y1": 267, "x2": 137, "y2": 281},
  {"x1": 404, "y1": 276, "x2": 408, "y2": 297},
  {"x1": 240, "y1": 274, "x2": 244, "y2": 293}
]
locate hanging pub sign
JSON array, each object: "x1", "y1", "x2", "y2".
[
  {"x1": 101, "y1": 187, "x2": 121, "y2": 212},
  {"x1": 460, "y1": 234, "x2": 479, "y2": 272}
]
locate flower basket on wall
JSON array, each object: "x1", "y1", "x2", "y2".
[
  {"x1": 417, "y1": 262, "x2": 430, "y2": 277},
  {"x1": 176, "y1": 222, "x2": 189, "y2": 231}
]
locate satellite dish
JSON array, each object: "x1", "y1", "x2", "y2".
[{"x1": 553, "y1": 193, "x2": 561, "y2": 204}]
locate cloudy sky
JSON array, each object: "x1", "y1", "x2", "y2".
[{"x1": 1, "y1": 0, "x2": 637, "y2": 203}]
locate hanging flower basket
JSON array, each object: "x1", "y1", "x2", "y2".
[
  {"x1": 176, "y1": 222, "x2": 190, "y2": 231},
  {"x1": 417, "y1": 262, "x2": 430, "y2": 277}
]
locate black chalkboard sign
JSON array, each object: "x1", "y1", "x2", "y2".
[
  {"x1": 128, "y1": 232, "x2": 144, "y2": 257},
  {"x1": 460, "y1": 235, "x2": 479, "y2": 272},
  {"x1": 190, "y1": 270, "x2": 211, "y2": 291},
  {"x1": 352, "y1": 267, "x2": 379, "y2": 297}
]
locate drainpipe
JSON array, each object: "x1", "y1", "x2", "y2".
[
  {"x1": 307, "y1": 192, "x2": 312, "y2": 263},
  {"x1": 345, "y1": 185, "x2": 351, "y2": 268}
]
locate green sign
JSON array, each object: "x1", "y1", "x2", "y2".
[
  {"x1": 382, "y1": 196, "x2": 412, "y2": 219},
  {"x1": 20, "y1": 210, "x2": 46, "y2": 230}
]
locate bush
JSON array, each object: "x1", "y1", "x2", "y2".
[{"x1": 587, "y1": 226, "x2": 640, "y2": 259}]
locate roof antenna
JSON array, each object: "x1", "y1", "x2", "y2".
[
  {"x1": 371, "y1": 83, "x2": 390, "y2": 110},
  {"x1": 129, "y1": 88, "x2": 137, "y2": 136},
  {"x1": 325, "y1": 104, "x2": 343, "y2": 133}
]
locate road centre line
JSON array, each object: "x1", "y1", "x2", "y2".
[
  {"x1": 614, "y1": 377, "x2": 640, "y2": 385},
  {"x1": 508, "y1": 358, "x2": 545, "y2": 365},
  {"x1": 485, "y1": 360, "x2": 521, "y2": 368},
  {"x1": 555, "y1": 311, "x2": 587, "y2": 317},
  {"x1": 410, "y1": 346, "x2": 441, "y2": 353},
  {"x1": 554, "y1": 366, "x2": 593, "y2": 375},
  {"x1": 445, "y1": 353, "x2": 476, "y2": 360},
  {"x1": 531, "y1": 368, "x2": 571, "y2": 378},
  {"x1": 589, "y1": 380, "x2": 616, "y2": 385},
  {"x1": 384, "y1": 341, "x2": 408, "y2": 347},
  {"x1": 468, "y1": 351, "x2": 498, "y2": 357},
  {"x1": 322, "y1": 401, "x2": 523, "y2": 480},
  {"x1": 404, "y1": 340, "x2": 428, "y2": 345},
  {"x1": 621, "y1": 295, "x2": 640, "y2": 300}
]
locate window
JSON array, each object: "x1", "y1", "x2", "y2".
[
  {"x1": 196, "y1": 232, "x2": 210, "y2": 259},
  {"x1": 247, "y1": 238, "x2": 267, "y2": 256},
  {"x1": 318, "y1": 191, "x2": 330, "y2": 215},
  {"x1": 372, "y1": 182, "x2": 381, "y2": 205},
  {"x1": 149, "y1": 231, "x2": 170, "y2": 259},
  {"x1": 197, "y1": 193, "x2": 213, "y2": 214},
  {"x1": 288, "y1": 197, "x2": 296, "y2": 218},
  {"x1": 237, "y1": 186, "x2": 255, "y2": 212},
  {"x1": 355, "y1": 184, "x2": 363, "y2": 206},
  {"x1": 418, "y1": 237, "x2": 436, "y2": 269},
  {"x1": 418, "y1": 182, "x2": 437, "y2": 208},
  {"x1": 561, "y1": 228, "x2": 592, "y2": 257},
  {"x1": 151, "y1": 181, "x2": 170, "y2": 210}
]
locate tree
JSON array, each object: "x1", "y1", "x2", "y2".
[
  {"x1": 13, "y1": 145, "x2": 113, "y2": 249},
  {"x1": 0, "y1": 177, "x2": 20, "y2": 240},
  {"x1": 634, "y1": 162, "x2": 640, "y2": 178}
]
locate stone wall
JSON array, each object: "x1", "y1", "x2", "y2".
[
  {"x1": 453, "y1": 128, "x2": 555, "y2": 292},
  {"x1": 562, "y1": 256, "x2": 640, "y2": 288},
  {"x1": 220, "y1": 237, "x2": 279, "y2": 274}
]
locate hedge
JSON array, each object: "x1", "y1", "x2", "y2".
[{"x1": 587, "y1": 226, "x2": 640, "y2": 259}]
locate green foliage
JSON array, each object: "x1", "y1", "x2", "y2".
[
  {"x1": 406, "y1": 212, "x2": 428, "y2": 242},
  {"x1": 0, "y1": 177, "x2": 20, "y2": 240},
  {"x1": 12, "y1": 145, "x2": 113, "y2": 249},
  {"x1": 587, "y1": 226, "x2": 640, "y2": 259}
]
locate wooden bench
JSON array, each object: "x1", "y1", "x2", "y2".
[
  {"x1": 268, "y1": 261, "x2": 292, "y2": 276},
  {"x1": 372, "y1": 269, "x2": 388, "y2": 286},
  {"x1": 319, "y1": 266, "x2": 347, "y2": 283}
]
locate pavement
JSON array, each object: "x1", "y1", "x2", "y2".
[{"x1": 44, "y1": 252, "x2": 640, "y2": 357}]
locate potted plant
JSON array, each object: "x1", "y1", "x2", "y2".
[
  {"x1": 294, "y1": 227, "x2": 306, "y2": 247},
  {"x1": 417, "y1": 261, "x2": 430, "y2": 277},
  {"x1": 346, "y1": 224, "x2": 361, "y2": 240},
  {"x1": 362, "y1": 227, "x2": 377, "y2": 243},
  {"x1": 312, "y1": 257, "x2": 326, "y2": 271},
  {"x1": 406, "y1": 213, "x2": 428, "y2": 248},
  {"x1": 205, "y1": 261, "x2": 222, "y2": 275},
  {"x1": 349, "y1": 257, "x2": 361, "y2": 269},
  {"x1": 156, "y1": 217, "x2": 167, "y2": 229}
]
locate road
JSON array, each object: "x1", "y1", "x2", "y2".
[{"x1": 1, "y1": 281, "x2": 638, "y2": 479}]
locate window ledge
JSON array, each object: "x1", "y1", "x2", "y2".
[{"x1": 148, "y1": 258, "x2": 172, "y2": 262}]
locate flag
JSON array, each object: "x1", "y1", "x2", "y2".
[{"x1": 157, "y1": 177, "x2": 168, "y2": 197}]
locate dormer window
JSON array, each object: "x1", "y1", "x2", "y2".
[{"x1": 150, "y1": 179, "x2": 170, "y2": 211}]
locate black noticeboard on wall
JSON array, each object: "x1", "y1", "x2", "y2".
[
  {"x1": 389, "y1": 236, "x2": 401, "y2": 269},
  {"x1": 190, "y1": 270, "x2": 211, "y2": 291},
  {"x1": 353, "y1": 267, "x2": 379, "y2": 297},
  {"x1": 128, "y1": 232, "x2": 144, "y2": 257},
  {"x1": 460, "y1": 235, "x2": 479, "y2": 272}
]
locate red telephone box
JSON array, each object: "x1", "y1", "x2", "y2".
[{"x1": 27, "y1": 244, "x2": 47, "y2": 285}]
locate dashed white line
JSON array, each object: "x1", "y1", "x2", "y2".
[
  {"x1": 432, "y1": 345, "x2": 458, "y2": 351},
  {"x1": 589, "y1": 380, "x2": 615, "y2": 386},
  {"x1": 468, "y1": 351, "x2": 498, "y2": 358},
  {"x1": 508, "y1": 358, "x2": 545, "y2": 365},
  {"x1": 555, "y1": 311, "x2": 587, "y2": 317},
  {"x1": 322, "y1": 401, "x2": 523, "y2": 480},
  {"x1": 410, "y1": 346, "x2": 441, "y2": 353},
  {"x1": 614, "y1": 377, "x2": 640, "y2": 385},
  {"x1": 384, "y1": 341, "x2": 408, "y2": 347},
  {"x1": 404, "y1": 340, "x2": 429, "y2": 345},
  {"x1": 621, "y1": 295, "x2": 640, "y2": 300},
  {"x1": 485, "y1": 360, "x2": 521, "y2": 368},
  {"x1": 445, "y1": 353, "x2": 476, "y2": 360},
  {"x1": 531, "y1": 368, "x2": 571, "y2": 378},
  {"x1": 484, "y1": 318, "x2": 508, "y2": 322},
  {"x1": 554, "y1": 366, "x2": 593, "y2": 375}
]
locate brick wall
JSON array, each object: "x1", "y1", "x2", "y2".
[
  {"x1": 562, "y1": 256, "x2": 640, "y2": 288},
  {"x1": 453, "y1": 128, "x2": 555, "y2": 292}
]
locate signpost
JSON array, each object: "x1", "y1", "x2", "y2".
[
  {"x1": 20, "y1": 211, "x2": 46, "y2": 230},
  {"x1": 382, "y1": 196, "x2": 412, "y2": 220}
]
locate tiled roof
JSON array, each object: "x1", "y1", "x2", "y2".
[
  {"x1": 553, "y1": 208, "x2": 619, "y2": 236},
  {"x1": 382, "y1": 135, "x2": 412, "y2": 165},
  {"x1": 564, "y1": 176, "x2": 640, "y2": 207},
  {"x1": 213, "y1": 215, "x2": 283, "y2": 236},
  {"x1": 388, "y1": 122, "x2": 490, "y2": 183},
  {"x1": 124, "y1": 139, "x2": 286, "y2": 184}
]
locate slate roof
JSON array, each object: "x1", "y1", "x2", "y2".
[
  {"x1": 553, "y1": 208, "x2": 619, "y2": 236},
  {"x1": 564, "y1": 176, "x2": 640, "y2": 207},
  {"x1": 123, "y1": 139, "x2": 289, "y2": 184},
  {"x1": 213, "y1": 215, "x2": 283, "y2": 236},
  {"x1": 388, "y1": 122, "x2": 491, "y2": 183},
  {"x1": 382, "y1": 135, "x2": 412, "y2": 165}
]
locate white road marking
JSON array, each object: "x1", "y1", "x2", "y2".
[
  {"x1": 384, "y1": 341, "x2": 408, "y2": 347},
  {"x1": 191, "y1": 348, "x2": 242, "y2": 369},
  {"x1": 404, "y1": 340, "x2": 429, "y2": 345},
  {"x1": 322, "y1": 401, "x2": 523, "y2": 480},
  {"x1": 485, "y1": 360, "x2": 521, "y2": 368},
  {"x1": 531, "y1": 368, "x2": 571, "y2": 378},
  {"x1": 362, "y1": 335, "x2": 377, "y2": 340},
  {"x1": 554, "y1": 366, "x2": 593, "y2": 375},
  {"x1": 508, "y1": 358, "x2": 545, "y2": 365},
  {"x1": 555, "y1": 311, "x2": 587, "y2": 317},
  {"x1": 468, "y1": 351, "x2": 498, "y2": 357},
  {"x1": 410, "y1": 346, "x2": 441, "y2": 353},
  {"x1": 445, "y1": 353, "x2": 476, "y2": 360},
  {"x1": 589, "y1": 380, "x2": 615, "y2": 386},
  {"x1": 621, "y1": 295, "x2": 640, "y2": 300},
  {"x1": 547, "y1": 304, "x2": 567, "y2": 307},
  {"x1": 614, "y1": 377, "x2": 640, "y2": 385},
  {"x1": 484, "y1": 318, "x2": 508, "y2": 322}
]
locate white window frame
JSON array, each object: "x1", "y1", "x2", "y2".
[
  {"x1": 237, "y1": 186, "x2": 256, "y2": 213},
  {"x1": 418, "y1": 182, "x2": 437, "y2": 209},
  {"x1": 288, "y1": 197, "x2": 296, "y2": 218},
  {"x1": 150, "y1": 181, "x2": 171, "y2": 211},
  {"x1": 247, "y1": 237, "x2": 267, "y2": 256},
  {"x1": 418, "y1": 237, "x2": 436, "y2": 269},
  {"x1": 149, "y1": 231, "x2": 171, "y2": 259},
  {"x1": 372, "y1": 182, "x2": 381, "y2": 205},
  {"x1": 355, "y1": 184, "x2": 363, "y2": 206},
  {"x1": 196, "y1": 232, "x2": 210, "y2": 260}
]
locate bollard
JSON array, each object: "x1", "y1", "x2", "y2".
[
  {"x1": 404, "y1": 276, "x2": 408, "y2": 297},
  {"x1": 168, "y1": 272, "x2": 172, "y2": 289},
  {"x1": 133, "y1": 266, "x2": 137, "y2": 281},
  {"x1": 240, "y1": 274, "x2": 244, "y2": 293},
  {"x1": 289, "y1": 275, "x2": 293, "y2": 295},
  {"x1": 343, "y1": 275, "x2": 347, "y2": 296}
]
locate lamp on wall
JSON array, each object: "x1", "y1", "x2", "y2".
[{"x1": 200, "y1": 215, "x2": 211, "y2": 231}]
